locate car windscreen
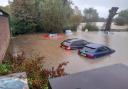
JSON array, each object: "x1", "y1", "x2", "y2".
[
  {"x1": 62, "y1": 41, "x2": 71, "y2": 46},
  {"x1": 64, "y1": 38, "x2": 77, "y2": 42},
  {"x1": 63, "y1": 39, "x2": 73, "y2": 43},
  {"x1": 81, "y1": 46, "x2": 96, "y2": 53}
]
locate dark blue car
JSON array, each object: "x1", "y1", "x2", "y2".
[{"x1": 78, "y1": 43, "x2": 115, "y2": 58}]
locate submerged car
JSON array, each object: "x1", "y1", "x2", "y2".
[
  {"x1": 65, "y1": 30, "x2": 73, "y2": 35},
  {"x1": 60, "y1": 38, "x2": 89, "y2": 50},
  {"x1": 78, "y1": 43, "x2": 115, "y2": 58}
]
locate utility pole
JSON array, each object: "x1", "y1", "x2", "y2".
[{"x1": 105, "y1": 7, "x2": 119, "y2": 32}]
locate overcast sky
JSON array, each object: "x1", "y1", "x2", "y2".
[
  {"x1": 0, "y1": 0, "x2": 128, "y2": 18},
  {"x1": 0, "y1": 0, "x2": 8, "y2": 6},
  {"x1": 72, "y1": 0, "x2": 128, "y2": 18}
]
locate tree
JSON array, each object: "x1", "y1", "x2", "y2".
[
  {"x1": 69, "y1": 6, "x2": 83, "y2": 31},
  {"x1": 41, "y1": 0, "x2": 72, "y2": 33},
  {"x1": 10, "y1": 0, "x2": 73, "y2": 34},
  {"x1": 83, "y1": 8, "x2": 99, "y2": 22},
  {"x1": 0, "y1": 5, "x2": 10, "y2": 14},
  {"x1": 105, "y1": 7, "x2": 118, "y2": 31},
  {"x1": 115, "y1": 9, "x2": 128, "y2": 25},
  {"x1": 10, "y1": 0, "x2": 43, "y2": 35}
]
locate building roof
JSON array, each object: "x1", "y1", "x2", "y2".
[
  {"x1": 49, "y1": 64, "x2": 128, "y2": 89},
  {"x1": 0, "y1": 9, "x2": 9, "y2": 17}
]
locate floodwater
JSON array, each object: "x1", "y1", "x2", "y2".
[{"x1": 11, "y1": 32, "x2": 128, "y2": 74}]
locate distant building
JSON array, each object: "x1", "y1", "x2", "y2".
[{"x1": 0, "y1": 9, "x2": 10, "y2": 63}]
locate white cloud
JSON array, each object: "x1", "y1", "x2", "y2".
[{"x1": 0, "y1": 0, "x2": 9, "y2": 6}]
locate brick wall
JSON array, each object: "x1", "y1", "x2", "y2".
[{"x1": 0, "y1": 16, "x2": 10, "y2": 63}]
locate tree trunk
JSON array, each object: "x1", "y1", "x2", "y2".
[{"x1": 105, "y1": 7, "x2": 119, "y2": 31}]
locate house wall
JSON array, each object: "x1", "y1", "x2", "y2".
[{"x1": 0, "y1": 16, "x2": 10, "y2": 63}]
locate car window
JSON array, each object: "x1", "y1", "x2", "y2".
[
  {"x1": 71, "y1": 40, "x2": 87, "y2": 46},
  {"x1": 97, "y1": 47, "x2": 109, "y2": 52},
  {"x1": 71, "y1": 41, "x2": 79, "y2": 46},
  {"x1": 64, "y1": 38, "x2": 77, "y2": 42},
  {"x1": 82, "y1": 41, "x2": 88, "y2": 45},
  {"x1": 103, "y1": 47, "x2": 110, "y2": 50},
  {"x1": 82, "y1": 46, "x2": 96, "y2": 53},
  {"x1": 78, "y1": 40, "x2": 84, "y2": 44},
  {"x1": 79, "y1": 40, "x2": 88, "y2": 45},
  {"x1": 62, "y1": 41, "x2": 71, "y2": 44}
]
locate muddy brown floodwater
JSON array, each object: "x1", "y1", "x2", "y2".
[{"x1": 11, "y1": 32, "x2": 128, "y2": 74}]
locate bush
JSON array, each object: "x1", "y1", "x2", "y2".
[
  {"x1": 83, "y1": 23, "x2": 99, "y2": 31},
  {"x1": 0, "y1": 64, "x2": 12, "y2": 75},
  {"x1": 115, "y1": 17, "x2": 126, "y2": 26},
  {"x1": 114, "y1": 9, "x2": 128, "y2": 25},
  {"x1": 1, "y1": 52, "x2": 69, "y2": 89},
  {"x1": 63, "y1": 25, "x2": 77, "y2": 32},
  {"x1": 13, "y1": 58, "x2": 68, "y2": 89},
  {"x1": 70, "y1": 25, "x2": 77, "y2": 31}
]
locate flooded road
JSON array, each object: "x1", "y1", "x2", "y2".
[{"x1": 12, "y1": 32, "x2": 128, "y2": 74}]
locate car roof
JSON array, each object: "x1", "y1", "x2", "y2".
[
  {"x1": 65, "y1": 38, "x2": 85, "y2": 42},
  {"x1": 85, "y1": 43, "x2": 104, "y2": 49}
]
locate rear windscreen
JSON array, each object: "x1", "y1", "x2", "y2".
[{"x1": 82, "y1": 46, "x2": 96, "y2": 53}]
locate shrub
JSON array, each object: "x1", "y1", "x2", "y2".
[
  {"x1": 2, "y1": 52, "x2": 69, "y2": 89},
  {"x1": 63, "y1": 25, "x2": 77, "y2": 32},
  {"x1": 0, "y1": 64, "x2": 12, "y2": 75},
  {"x1": 83, "y1": 23, "x2": 99, "y2": 31},
  {"x1": 70, "y1": 25, "x2": 77, "y2": 31},
  {"x1": 114, "y1": 17, "x2": 126, "y2": 26}
]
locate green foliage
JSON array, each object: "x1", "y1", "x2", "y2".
[
  {"x1": 83, "y1": 8, "x2": 99, "y2": 22},
  {"x1": 67, "y1": 6, "x2": 83, "y2": 32},
  {"x1": 42, "y1": 0, "x2": 72, "y2": 33},
  {"x1": 10, "y1": 0, "x2": 72, "y2": 35},
  {"x1": 83, "y1": 23, "x2": 99, "y2": 31},
  {"x1": 1, "y1": 52, "x2": 68, "y2": 89},
  {"x1": 64, "y1": 24, "x2": 78, "y2": 32},
  {"x1": 70, "y1": 25, "x2": 77, "y2": 31},
  {"x1": 115, "y1": 9, "x2": 128, "y2": 25},
  {"x1": 0, "y1": 5, "x2": 10, "y2": 15},
  {"x1": 10, "y1": 0, "x2": 43, "y2": 35},
  {"x1": 0, "y1": 64, "x2": 12, "y2": 75},
  {"x1": 115, "y1": 17, "x2": 126, "y2": 26}
]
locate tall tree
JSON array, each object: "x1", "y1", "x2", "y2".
[
  {"x1": 10, "y1": 0, "x2": 41, "y2": 34},
  {"x1": 105, "y1": 7, "x2": 118, "y2": 31},
  {"x1": 0, "y1": 5, "x2": 10, "y2": 14},
  {"x1": 69, "y1": 6, "x2": 83, "y2": 31},
  {"x1": 10, "y1": 0, "x2": 72, "y2": 34},
  {"x1": 83, "y1": 8, "x2": 99, "y2": 22},
  {"x1": 41, "y1": 0, "x2": 72, "y2": 33}
]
